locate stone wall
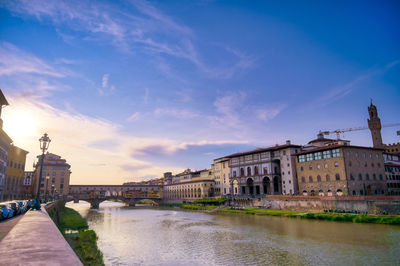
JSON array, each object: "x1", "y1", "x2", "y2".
[{"x1": 231, "y1": 195, "x2": 400, "y2": 214}]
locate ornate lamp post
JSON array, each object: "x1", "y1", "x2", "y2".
[
  {"x1": 44, "y1": 174, "x2": 50, "y2": 202},
  {"x1": 34, "y1": 133, "x2": 51, "y2": 210}
]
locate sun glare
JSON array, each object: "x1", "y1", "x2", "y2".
[{"x1": 3, "y1": 109, "x2": 39, "y2": 139}]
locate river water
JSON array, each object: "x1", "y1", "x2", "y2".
[{"x1": 66, "y1": 201, "x2": 400, "y2": 266}]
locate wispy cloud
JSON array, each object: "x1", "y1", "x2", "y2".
[
  {"x1": 317, "y1": 60, "x2": 400, "y2": 107},
  {"x1": 154, "y1": 107, "x2": 199, "y2": 119},
  {"x1": 1, "y1": 0, "x2": 254, "y2": 78},
  {"x1": 102, "y1": 74, "x2": 109, "y2": 88},
  {"x1": 0, "y1": 42, "x2": 64, "y2": 77},
  {"x1": 127, "y1": 112, "x2": 141, "y2": 122}
]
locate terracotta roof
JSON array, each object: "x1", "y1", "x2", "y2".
[
  {"x1": 295, "y1": 144, "x2": 384, "y2": 156},
  {"x1": 385, "y1": 163, "x2": 400, "y2": 167},
  {"x1": 307, "y1": 137, "x2": 336, "y2": 144},
  {"x1": 226, "y1": 143, "x2": 301, "y2": 158}
]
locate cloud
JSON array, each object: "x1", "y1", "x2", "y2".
[
  {"x1": 255, "y1": 105, "x2": 287, "y2": 122},
  {"x1": 154, "y1": 107, "x2": 199, "y2": 119},
  {"x1": 102, "y1": 74, "x2": 109, "y2": 88},
  {"x1": 0, "y1": 42, "x2": 64, "y2": 77},
  {"x1": 143, "y1": 88, "x2": 150, "y2": 104},
  {"x1": 127, "y1": 112, "x2": 140, "y2": 122},
  {"x1": 1, "y1": 0, "x2": 254, "y2": 78},
  {"x1": 316, "y1": 60, "x2": 400, "y2": 107}
]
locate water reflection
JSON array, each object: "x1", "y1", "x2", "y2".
[{"x1": 66, "y1": 201, "x2": 400, "y2": 266}]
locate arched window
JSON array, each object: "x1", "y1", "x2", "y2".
[
  {"x1": 366, "y1": 174, "x2": 369, "y2": 180},
  {"x1": 335, "y1": 174, "x2": 340, "y2": 181},
  {"x1": 254, "y1": 166, "x2": 258, "y2": 175},
  {"x1": 301, "y1": 177, "x2": 306, "y2": 183},
  {"x1": 336, "y1": 189, "x2": 343, "y2": 196},
  {"x1": 317, "y1": 175, "x2": 321, "y2": 182},
  {"x1": 379, "y1": 174, "x2": 383, "y2": 180},
  {"x1": 350, "y1": 174, "x2": 354, "y2": 180},
  {"x1": 240, "y1": 168, "x2": 244, "y2": 176},
  {"x1": 310, "y1": 190, "x2": 316, "y2": 196},
  {"x1": 247, "y1": 167, "x2": 251, "y2": 176},
  {"x1": 358, "y1": 174, "x2": 362, "y2": 180},
  {"x1": 302, "y1": 190, "x2": 308, "y2": 196},
  {"x1": 326, "y1": 175, "x2": 330, "y2": 181},
  {"x1": 318, "y1": 190, "x2": 324, "y2": 196},
  {"x1": 309, "y1": 176, "x2": 313, "y2": 183}
]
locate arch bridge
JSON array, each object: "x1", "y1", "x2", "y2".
[{"x1": 69, "y1": 184, "x2": 163, "y2": 209}]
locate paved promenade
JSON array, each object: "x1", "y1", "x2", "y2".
[
  {"x1": 0, "y1": 208, "x2": 82, "y2": 266},
  {"x1": 0, "y1": 214, "x2": 24, "y2": 241}
]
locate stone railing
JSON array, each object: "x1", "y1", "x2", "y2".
[{"x1": 0, "y1": 205, "x2": 83, "y2": 265}]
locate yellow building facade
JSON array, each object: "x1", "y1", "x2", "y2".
[{"x1": 5, "y1": 144, "x2": 28, "y2": 200}]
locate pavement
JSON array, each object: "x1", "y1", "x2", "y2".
[
  {"x1": 0, "y1": 213, "x2": 24, "y2": 241},
  {"x1": 0, "y1": 208, "x2": 83, "y2": 266}
]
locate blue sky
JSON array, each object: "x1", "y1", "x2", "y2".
[{"x1": 0, "y1": 0, "x2": 399, "y2": 184}]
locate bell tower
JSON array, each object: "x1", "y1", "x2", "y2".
[{"x1": 368, "y1": 99, "x2": 383, "y2": 148}]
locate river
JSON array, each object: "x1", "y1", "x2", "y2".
[{"x1": 66, "y1": 201, "x2": 400, "y2": 265}]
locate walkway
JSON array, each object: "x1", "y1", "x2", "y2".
[
  {"x1": 0, "y1": 208, "x2": 82, "y2": 266},
  {"x1": 0, "y1": 214, "x2": 24, "y2": 241}
]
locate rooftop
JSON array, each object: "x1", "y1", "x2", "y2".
[
  {"x1": 295, "y1": 144, "x2": 384, "y2": 156},
  {"x1": 226, "y1": 143, "x2": 301, "y2": 158}
]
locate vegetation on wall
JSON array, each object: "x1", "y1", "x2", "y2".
[{"x1": 48, "y1": 202, "x2": 104, "y2": 266}]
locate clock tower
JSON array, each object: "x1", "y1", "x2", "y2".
[{"x1": 368, "y1": 100, "x2": 383, "y2": 148}]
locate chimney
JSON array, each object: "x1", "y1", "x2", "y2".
[{"x1": 286, "y1": 140, "x2": 291, "y2": 145}]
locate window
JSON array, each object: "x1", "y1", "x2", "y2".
[
  {"x1": 352, "y1": 190, "x2": 356, "y2": 196},
  {"x1": 371, "y1": 163, "x2": 374, "y2": 167},
  {"x1": 52, "y1": 178, "x2": 55, "y2": 183},
  {"x1": 332, "y1": 149, "x2": 340, "y2": 158},
  {"x1": 317, "y1": 175, "x2": 321, "y2": 182},
  {"x1": 309, "y1": 176, "x2": 313, "y2": 183},
  {"x1": 349, "y1": 161, "x2": 352, "y2": 166},
  {"x1": 317, "y1": 164, "x2": 321, "y2": 169},
  {"x1": 247, "y1": 167, "x2": 251, "y2": 176},
  {"x1": 309, "y1": 165, "x2": 313, "y2": 170},
  {"x1": 350, "y1": 174, "x2": 354, "y2": 180},
  {"x1": 61, "y1": 178, "x2": 64, "y2": 183},
  {"x1": 240, "y1": 168, "x2": 244, "y2": 176},
  {"x1": 52, "y1": 172, "x2": 56, "y2": 176},
  {"x1": 300, "y1": 166, "x2": 304, "y2": 171},
  {"x1": 233, "y1": 171, "x2": 237, "y2": 177},
  {"x1": 335, "y1": 174, "x2": 340, "y2": 181},
  {"x1": 306, "y1": 153, "x2": 313, "y2": 162},
  {"x1": 373, "y1": 174, "x2": 376, "y2": 180},
  {"x1": 324, "y1": 163, "x2": 328, "y2": 169},
  {"x1": 379, "y1": 174, "x2": 383, "y2": 181},
  {"x1": 358, "y1": 174, "x2": 362, "y2": 181},
  {"x1": 366, "y1": 174, "x2": 369, "y2": 180},
  {"x1": 322, "y1": 150, "x2": 331, "y2": 159},
  {"x1": 299, "y1": 155, "x2": 306, "y2": 163},
  {"x1": 334, "y1": 162, "x2": 339, "y2": 167},
  {"x1": 254, "y1": 167, "x2": 258, "y2": 175},
  {"x1": 360, "y1": 190, "x2": 364, "y2": 195},
  {"x1": 314, "y1": 152, "x2": 322, "y2": 160},
  {"x1": 301, "y1": 177, "x2": 306, "y2": 183},
  {"x1": 326, "y1": 175, "x2": 330, "y2": 181}
]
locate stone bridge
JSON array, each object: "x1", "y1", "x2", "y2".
[{"x1": 69, "y1": 184, "x2": 163, "y2": 209}]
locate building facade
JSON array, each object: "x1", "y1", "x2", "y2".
[
  {"x1": 228, "y1": 141, "x2": 301, "y2": 197},
  {"x1": 0, "y1": 89, "x2": 11, "y2": 201},
  {"x1": 4, "y1": 145, "x2": 28, "y2": 200},
  {"x1": 296, "y1": 138, "x2": 387, "y2": 196},
  {"x1": 212, "y1": 157, "x2": 230, "y2": 197},
  {"x1": 163, "y1": 169, "x2": 215, "y2": 202},
  {"x1": 383, "y1": 153, "x2": 400, "y2": 195},
  {"x1": 23, "y1": 171, "x2": 34, "y2": 199},
  {"x1": 33, "y1": 153, "x2": 71, "y2": 198}
]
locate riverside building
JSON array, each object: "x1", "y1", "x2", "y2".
[
  {"x1": 163, "y1": 168, "x2": 215, "y2": 202},
  {"x1": 4, "y1": 144, "x2": 28, "y2": 200},
  {"x1": 33, "y1": 153, "x2": 71, "y2": 198},
  {"x1": 227, "y1": 141, "x2": 301, "y2": 197},
  {"x1": 212, "y1": 157, "x2": 230, "y2": 197},
  {"x1": 296, "y1": 135, "x2": 387, "y2": 196}
]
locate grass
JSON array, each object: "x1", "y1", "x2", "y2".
[
  {"x1": 217, "y1": 207, "x2": 400, "y2": 225},
  {"x1": 193, "y1": 198, "x2": 228, "y2": 205},
  {"x1": 50, "y1": 206, "x2": 104, "y2": 266},
  {"x1": 181, "y1": 204, "x2": 218, "y2": 210}
]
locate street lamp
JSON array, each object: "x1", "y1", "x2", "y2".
[
  {"x1": 44, "y1": 174, "x2": 50, "y2": 202},
  {"x1": 34, "y1": 133, "x2": 51, "y2": 210},
  {"x1": 51, "y1": 184, "x2": 55, "y2": 201}
]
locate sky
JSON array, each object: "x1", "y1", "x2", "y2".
[{"x1": 0, "y1": 0, "x2": 399, "y2": 185}]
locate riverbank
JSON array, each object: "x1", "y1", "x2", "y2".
[
  {"x1": 49, "y1": 203, "x2": 104, "y2": 266},
  {"x1": 159, "y1": 203, "x2": 400, "y2": 225}
]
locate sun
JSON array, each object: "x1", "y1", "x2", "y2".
[{"x1": 2, "y1": 108, "x2": 39, "y2": 139}]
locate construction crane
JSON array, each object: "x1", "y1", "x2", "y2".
[{"x1": 319, "y1": 123, "x2": 400, "y2": 140}]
